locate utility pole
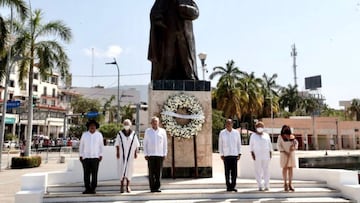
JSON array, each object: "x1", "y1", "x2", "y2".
[{"x1": 290, "y1": 44, "x2": 298, "y2": 87}]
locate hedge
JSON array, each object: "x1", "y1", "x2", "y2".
[{"x1": 11, "y1": 156, "x2": 42, "y2": 169}]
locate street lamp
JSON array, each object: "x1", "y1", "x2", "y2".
[
  {"x1": 105, "y1": 58, "x2": 120, "y2": 124},
  {"x1": 198, "y1": 52, "x2": 207, "y2": 80}
]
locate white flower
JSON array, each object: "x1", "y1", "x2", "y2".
[{"x1": 161, "y1": 93, "x2": 205, "y2": 139}]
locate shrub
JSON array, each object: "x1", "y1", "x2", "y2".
[{"x1": 11, "y1": 156, "x2": 42, "y2": 169}]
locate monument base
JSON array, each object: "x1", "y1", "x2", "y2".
[
  {"x1": 162, "y1": 167, "x2": 212, "y2": 178},
  {"x1": 149, "y1": 80, "x2": 213, "y2": 179}
]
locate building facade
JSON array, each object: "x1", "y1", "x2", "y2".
[
  {"x1": 262, "y1": 117, "x2": 360, "y2": 150},
  {"x1": 0, "y1": 64, "x2": 67, "y2": 141}
]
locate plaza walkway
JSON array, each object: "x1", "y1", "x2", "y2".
[{"x1": 1, "y1": 150, "x2": 359, "y2": 203}]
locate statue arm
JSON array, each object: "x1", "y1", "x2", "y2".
[{"x1": 178, "y1": 0, "x2": 199, "y2": 20}]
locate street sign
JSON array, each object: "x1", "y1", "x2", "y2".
[
  {"x1": 6, "y1": 100, "x2": 21, "y2": 109},
  {"x1": 86, "y1": 111, "x2": 99, "y2": 118}
]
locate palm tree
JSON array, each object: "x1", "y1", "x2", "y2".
[
  {"x1": 209, "y1": 60, "x2": 244, "y2": 87},
  {"x1": 102, "y1": 95, "x2": 116, "y2": 123},
  {"x1": 239, "y1": 72, "x2": 263, "y2": 118},
  {"x1": 261, "y1": 73, "x2": 280, "y2": 118},
  {"x1": 209, "y1": 60, "x2": 246, "y2": 119},
  {"x1": 300, "y1": 96, "x2": 320, "y2": 116},
  {"x1": 0, "y1": 0, "x2": 28, "y2": 75},
  {"x1": 12, "y1": 9, "x2": 72, "y2": 156},
  {"x1": 120, "y1": 104, "x2": 135, "y2": 123},
  {"x1": 349, "y1": 98, "x2": 360, "y2": 121},
  {"x1": 279, "y1": 84, "x2": 301, "y2": 113}
]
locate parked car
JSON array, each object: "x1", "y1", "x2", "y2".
[{"x1": 3, "y1": 141, "x2": 17, "y2": 149}]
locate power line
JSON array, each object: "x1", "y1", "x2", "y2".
[{"x1": 72, "y1": 73, "x2": 150, "y2": 78}]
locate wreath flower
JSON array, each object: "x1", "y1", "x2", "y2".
[{"x1": 161, "y1": 93, "x2": 205, "y2": 139}]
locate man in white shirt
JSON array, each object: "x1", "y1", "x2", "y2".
[
  {"x1": 79, "y1": 120, "x2": 104, "y2": 194},
  {"x1": 218, "y1": 119, "x2": 242, "y2": 192},
  {"x1": 143, "y1": 116, "x2": 168, "y2": 192},
  {"x1": 249, "y1": 121, "x2": 273, "y2": 191}
]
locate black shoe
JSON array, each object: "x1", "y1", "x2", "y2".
[
  {"x1": 232, "y1": 188, "x2": 238, "y2": 192},
  {"x1": 151, "y1": 189, "x2": 161, "y2": 192},
  {"x1": 226, "y1": 188, "x2": 232, "y2": 192},
  {"x1": 90, "y1": 190, "x2": 96, "y2": 194},
  {"x1": 82, "y1": 190, "x2": 91, "y2": 194}
]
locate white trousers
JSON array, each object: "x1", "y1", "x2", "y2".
[{"x1": 254, "y1": 159, "x2": 270, "y2": 188}]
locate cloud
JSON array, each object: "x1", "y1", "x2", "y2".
[{"x1": 83, "y1": 45, "x2": 123, "y2": 58}]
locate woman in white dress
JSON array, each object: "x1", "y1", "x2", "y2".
[{"x1": 115, "y1": 119, "x2": 139, "y2": 193}]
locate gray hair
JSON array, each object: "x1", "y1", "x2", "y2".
[
  {"x1": 151, "y1": 116, "x2": 159, "y2": 122},
  {"x1": 123, "y1": 119, "x2": 132, "y2": 126}
]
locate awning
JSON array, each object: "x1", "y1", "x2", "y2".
[{"x1": 5, "y1": 117, "x2": 16, "y2": 124}]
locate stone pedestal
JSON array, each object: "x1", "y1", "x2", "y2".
[{"x1": 148, "y1": 80, "x2": 212, "y2": 178}]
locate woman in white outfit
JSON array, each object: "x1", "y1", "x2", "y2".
[
  {"x1": 277, "y1": 125, "x2": 298, "y2": 192},
  {"x1": 115, "y1": 119, "x2": 139, "y2": 193}
]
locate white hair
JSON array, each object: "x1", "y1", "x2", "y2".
[
  {"x1": 151, "y1": 116, "x2": 159, "y2": 122},
  {"x1": 123, "y1": 119, "x2": 132, "y2": 126}
]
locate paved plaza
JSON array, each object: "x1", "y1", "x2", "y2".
[{"x1": 0, "y1": 149, "x2": 359, "y2": 203}]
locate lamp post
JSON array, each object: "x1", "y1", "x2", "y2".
[
  {"x1": 198, "y1": 53, "x2": 207, "y2": 80},
  {"x1": 105, "y1": 58, "x2": 120, "y2": 124}
]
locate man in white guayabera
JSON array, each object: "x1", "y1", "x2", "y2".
[
  {"x1": 218, "y1": 119, "x2": 242, "y2": 192},
  {"x1": 249, "y1": 121, "x2": 273, "y2": 191},
  {"x1": 143, "y1": 116, "x2": 168, "y2": 192}
]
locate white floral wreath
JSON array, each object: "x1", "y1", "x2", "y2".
[{"x1": 161, "y1": 93, "x2": 205, "y2": 139}]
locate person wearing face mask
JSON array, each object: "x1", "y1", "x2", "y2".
[
  {"x1": 115, "y1": 119, "x2": 139, "y2": 193},
  {"x1": 277, "y1": 125, "x2": 298, "y2": 192},
  {"x1": 218, "y1": 119, "x2": 242, "y2": 192},
  {"x1": 249, "y1": 121, "x2": 273, "y2": 191}
]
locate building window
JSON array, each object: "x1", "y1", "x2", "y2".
[
  {"x1": 43, "y1": 87, "x2": 47, "y2": 96},
  {"x1": 33, "y1": 85, "x2": 38, "y2": 92},
  {"x1": 51, "y1": 100, "x2": 56, "y2": 106},
  {"x1": 52, "y1": 88, "x2": 56, "y2": 97},
  {"x1": 42, "y1": 98, "x2": 47, "y2": 105},
  {"x1": 34, "y1": 73, "x2": 39, "y2": 80},
  {"x1": 9, "y1": 80, "x2": 15, "y2": 87},
  {"x1": 51, "y1": 76, "x2": 58, "y2": 85},
  {"x1": 21, "y1": 83, "x2": 27, "y2": 91},
  {"x1": 9, "y1": 93, "x2": 13, "y2": 100}
]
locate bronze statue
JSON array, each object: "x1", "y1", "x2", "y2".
[{"x1": 148, "y1": 0, "x2": 199, "y2": 80}]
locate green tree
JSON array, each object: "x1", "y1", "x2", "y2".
[
  {"x1": 279, "y1": 84, "x2": 301, "y2": 113},
  {"x1": 0, "y1": 0, "x2": 28, "y2": 78},
  {"x1": 210, "y1": 60, "x2": 246, "y2": 119},
  {"x1": 300, "y1": 96, "x2": 320, "y2": 115},
  {"x1": 70, "y1": 96, "x2": 102, "y2": 125},
  {"x1": 238, "y1": 72, "x2": 263, "y2": 121},
  {"x1": 349, "y1": 98, "x2": 360, "y2": 121},
  {"x1": 212, "y1": 109, "x2": 225, "y2": 152},
  {"x1": 102, "y1": 95, "x2": 116, "y2": 123},
  {"x1": 261, "y1": 73, "x2": 280, "y2": 118},
  {"x1": 99, "y1": 123, "x2": 121, "y2": 141},
  {"x1": 68, "y1": 125, "x2": 86, "y2": 139},
  {"x1": 120, "y1": 104, "x2": 135, "y2": 123},
  {"x1": 11, "y1": 9, "x2": 72, "y2": 156}
]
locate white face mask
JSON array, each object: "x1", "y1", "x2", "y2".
[
  {"x1": 124, "y1": 126, "x2": 131, "y2": 130},
  {"x1": 256, "y1": 128, "x2": 264, "y2": 133}
]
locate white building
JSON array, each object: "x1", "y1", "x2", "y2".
[{"x1": 0, "y1": 65, "x2": 66, "y2": 141}]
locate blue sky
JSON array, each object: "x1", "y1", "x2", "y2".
[{"x1": 5, "y1": 0, "x2": 360, "y2": 108}]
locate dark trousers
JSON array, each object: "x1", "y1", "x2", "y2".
[
  {"x1": 81, "y1": 158, "x2": 100, "y2": 191},
  {"x1": 223, "y1": 156, "x2": 238, "y2": 190},
  {"x1": 147, "y1": 156, "x2": 163, "y2": 191}
]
